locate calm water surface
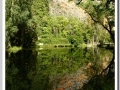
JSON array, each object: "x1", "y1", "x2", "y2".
[{"x1": 6, "y1": 47, "x2": 114, "y2": 90}]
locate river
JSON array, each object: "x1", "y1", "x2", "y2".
[{"x1": 6, "y1": 47, "x2": 114, "y2": 90}]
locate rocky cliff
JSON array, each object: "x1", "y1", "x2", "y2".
[{"x1": 49, "y1": 0, "x2": 91, "y2": 24}]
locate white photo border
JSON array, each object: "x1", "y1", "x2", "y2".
[
  {"x1": 115, "y1": 0, "x2": 119, "y2": 90},
  {"x1": 1, "y1": 0, "x2": 5, "y2": 90},
  {"x1": 1, "y1": 0, "x2": 5, "y2": 89},
  {"x1": 116, "y1": 0, "x2": 120, "y2": 90}
]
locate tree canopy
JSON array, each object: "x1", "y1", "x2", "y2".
[
  {"x1": 5, "y1": 0, "x2": 114, "y2": 48},
  {"x1": 6, "y1": 0, "x2": 37, "y2": 48},
  {"x1": 79, "y1": 0, "x2": 115, "y2": 42}
]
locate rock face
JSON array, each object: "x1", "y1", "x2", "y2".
[{"x1": 49, "y1": 0, "x2": 90, "y2": 23}]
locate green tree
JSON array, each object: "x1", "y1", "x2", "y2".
[
  {"x1": 30, "y1": 0, "x2": 96, "y2": 46},
  {"x1": 6, "y1": 0, "x2": 37, "y2": 48},
  {"x1": 79, "y1": 0, "x2": 115, "y2": 42}
]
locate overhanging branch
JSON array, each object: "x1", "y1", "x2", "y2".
[{"x1": 85, "y1": 10, "x2": 111, "y2": 33}]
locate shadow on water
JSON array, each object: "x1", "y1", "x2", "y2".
[
  {"x1": 80, "y1": 50, "x2": 114, "y2": 90},
  {"x1": 6, "y1": 50, "x2": 38, "y2": 90},
  {"x1": 6, "y1": 47, "x2": 114, "y2": 90}
]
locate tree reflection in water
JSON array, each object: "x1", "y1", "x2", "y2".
[
  {"x1": 80, "y1": 50, "x2": 114, "y2": 90},
  {"x1": 6, "y1": 47, "x2": 114, "y2": 90},
  {"x1": 6, "y1": 50, "x2": 38, "y2": 90}
]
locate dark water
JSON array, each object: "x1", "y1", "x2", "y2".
[{"x1": 6, "y1": 47, "x2": 114, "y2": 90}]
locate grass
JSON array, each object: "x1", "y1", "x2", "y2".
[
  {"x1": 8, "y1": 46, "x2": 22, "y2": 53},
  {"x1": 36, "y1": 43, "x2": 98, "y2": 50}
]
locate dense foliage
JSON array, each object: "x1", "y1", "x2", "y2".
[
  {"x1": 36, "y1": 16, "x2": 95, "y2": 45},
  {"x1": 79, "y1": 0, "x2": 115, "y2": 42},
  {"x1": 6, "y1": 0, "x2": 114, "y2": 49},
  {"x1": 31, "y1": 0, "x2": 95, "y2": 46},
  {"x1": 6, "y1": 0, "x2": 37, "y2": 48}
]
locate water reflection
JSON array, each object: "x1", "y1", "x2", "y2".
[
  {"x1": 6, "y1": 47, "x2": 114, "y2": 90},
  {"x1": 6, "y1": 50, "x2": 37, "y2": 90}
]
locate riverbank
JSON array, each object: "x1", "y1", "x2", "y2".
[
  {"x1": 36, "y1": 43, "x2": 98, "y2": 48},
  {"x1": 36, "y1": 43, "x2": 114, "y2": 50},
  {"x1": 7, "y1": 46, "x2": 22, "y2": 53}
]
